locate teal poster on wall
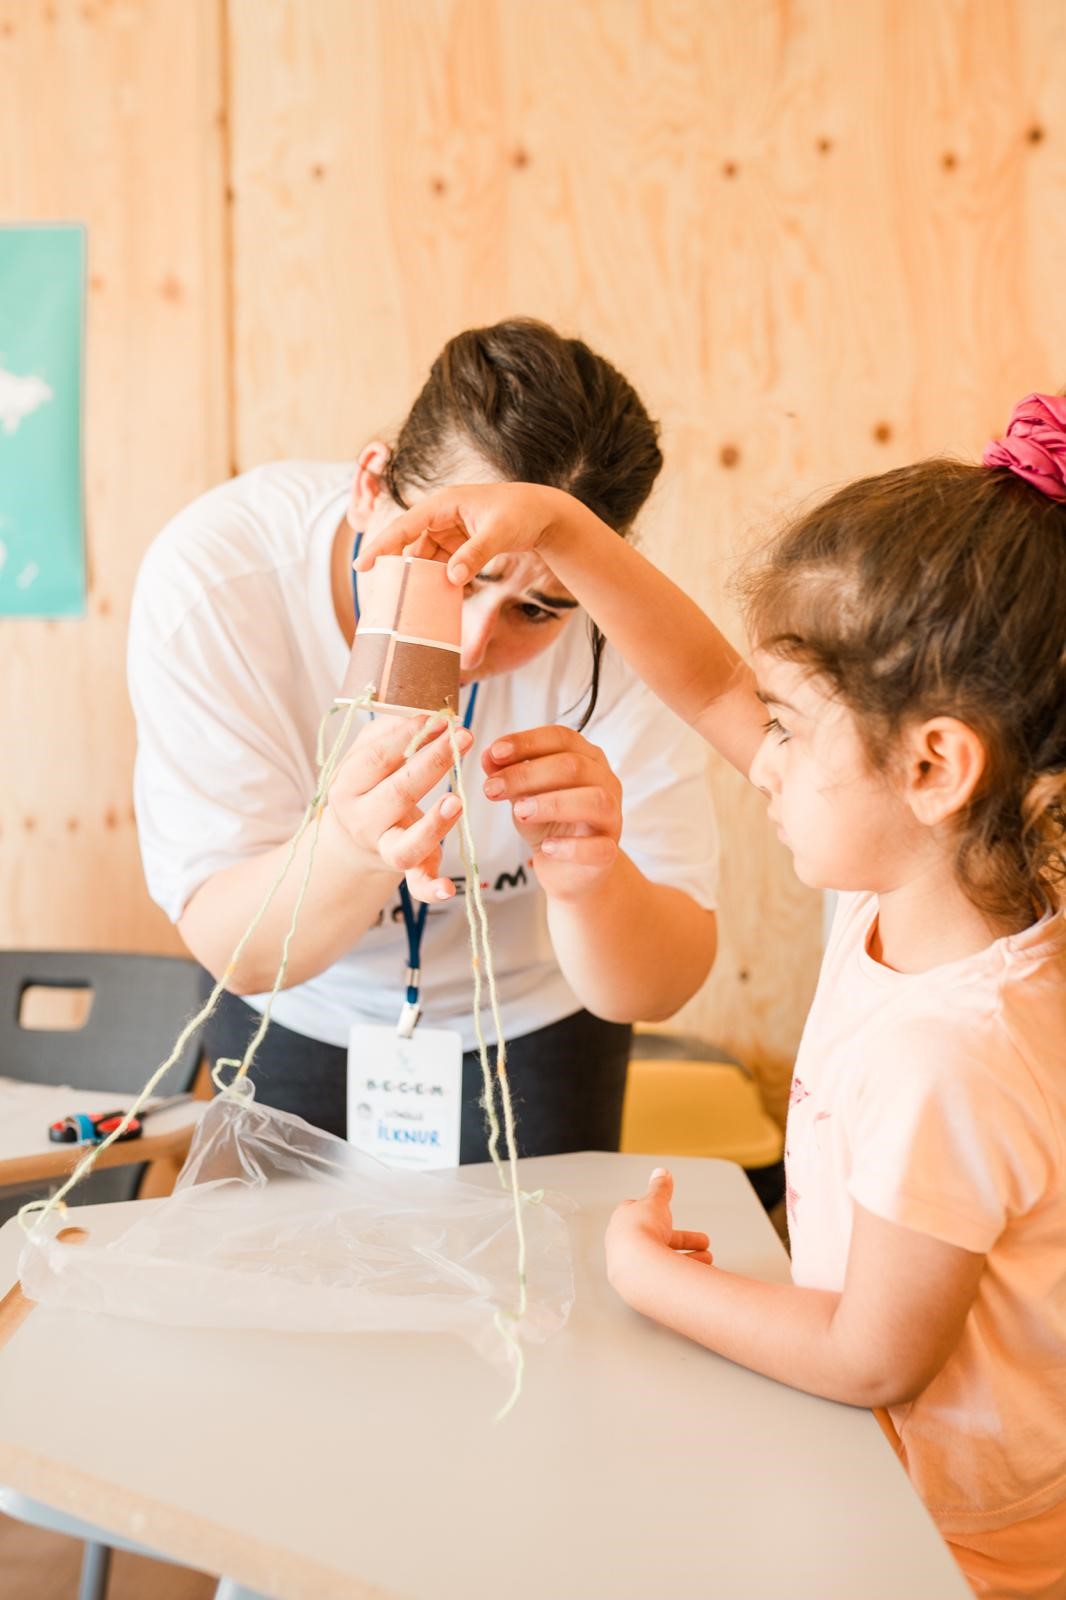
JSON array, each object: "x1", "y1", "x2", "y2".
[{"x1": 0, "y1": 224, "x2": 86, "y2": 618}]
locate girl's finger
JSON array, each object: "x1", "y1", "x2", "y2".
[
  {"x1": 356, "y1": 494, "x2": 473, "y2": 570},
  {"x1": 445, "y1": 530, "x2": 510, "y2": 588},
  {"x1": 670, "y1": 1229, "x2": 711, "y2": 1253},
  {"x1": 402, "y1": 494, "x2": 537, "y2": 587},
  {"x1": 357, "y1": 487, "x2": 547, "y2": 586},
  {"x1": 685, "y1": 1251, "x2": 715, "y2": 1266},
  {"x1": 395, "y1": 528, "x2": 469, "y2": 565}
]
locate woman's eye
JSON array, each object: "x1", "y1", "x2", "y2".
[
  {"x1": 763, "y1": 715, "x2": 791, "y2": 743},
  {"x1": 517, "y1": 602, "x2": 557, "y2": 625}
]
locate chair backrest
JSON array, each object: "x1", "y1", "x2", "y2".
[
  {"x1": 0, "y1": 950, "x2": 204, "y2": 1094},
  {"x1": 0, "y1": 951, "x2": 206, "y2": 1218}
]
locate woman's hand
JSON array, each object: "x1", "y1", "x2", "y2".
[
  {"x1": 328, "y1": 715, "x2": 472, "y2": 901},
  {"x1": 483, "y1": 725, "x2": 624, "y2": 900},
  {"x1": 605, "y1": 1169, "x2": 714, "y2": 1304},
  {"x1": 353, "y1": 482, "x2": 590, "y2": 586}
]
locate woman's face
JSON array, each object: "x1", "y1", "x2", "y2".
[
  {"x1": 454, "y1": 550, "x2": 579, "y2": 684},
  {"x1": 352, "y1": 444, "x2": 581, "y2": 684}
]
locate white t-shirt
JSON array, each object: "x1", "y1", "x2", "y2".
[{"x1": 128, "y1": 462, "x2": 719, "y2": 1051}]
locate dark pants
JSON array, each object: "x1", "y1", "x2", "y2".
[{"x1": 199, "y1": 973, "x2": 632, "y2": 1162}]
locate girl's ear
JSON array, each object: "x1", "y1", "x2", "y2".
[
  {"x1": 346, "y1": 441, "x2": 392, "y2": 529},
  {"x1": 902, "y1": 717, "x2": 987, "y2": 827}
]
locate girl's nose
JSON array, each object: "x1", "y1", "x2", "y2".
[{"x1": 748, "y1": 734, "x2": 780, "y2": 795}]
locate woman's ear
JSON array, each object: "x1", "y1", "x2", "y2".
[
  {"x1": 346, "y1": 441, "x2": 392, "y2": 530},
  {"x1": 902, "y1": 717, "x2": 987, "y2": 827}
]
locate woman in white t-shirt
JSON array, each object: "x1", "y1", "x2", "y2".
[{"x1": 129, "y1": 319, "x2": 719, "y2": 1158}]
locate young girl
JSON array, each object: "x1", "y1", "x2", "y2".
[{"x1": 358, "y1": 393, "x2": 1066, "y2": 1598}]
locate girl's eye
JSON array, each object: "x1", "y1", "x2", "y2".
[{"x1": 763, "y1": 715, "x2": 791, "y2": 743}]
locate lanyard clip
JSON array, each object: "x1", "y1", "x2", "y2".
[
  {"x1": 396, "y1": 966, "x2": 421, "y2": 1039},
  {"x1": 396, "y1": 999, "x2": 421, "y2": 1039}
]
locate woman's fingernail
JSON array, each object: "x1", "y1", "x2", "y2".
[
  {"x1": 514, "y1": 799, "x2": 536, "y2": 820},
  {"x1": 440, "y1": 795, "x2": 461, "y2": 818},
  {"x1": 435, "y1": 884, "x2": 453, "y2": 900},
  {"x1": 484, "y1": 778, "x2": 504, "y2": 798},
  {"x1": 540, "y1": 839, "x2": 559, "y2": 855},
  {"x1": 451, "y1": 561, "x2": 470, "y2": 586},
  {"x1": 650, "y1": 1167, "x2": 667, "y2": 1181},
  {"x1": 492, "y1": 740, "x2": 513, "y2": 761}
]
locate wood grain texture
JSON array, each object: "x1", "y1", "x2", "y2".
[
  {"x1": 0, "y1": 0, "x2": 229, "y2": 954},
  {"x1": 4, "y1": 1, "x2": 1066, "y2": 1120},
  {"x1": 226, "y1": 0, "x2": 1066, "y2": 1115}
]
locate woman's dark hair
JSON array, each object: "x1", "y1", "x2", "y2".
[
  {"x1": 740, "y1": 457, "x2": 1066, "y2": 923},
  {"x1": 383, "y1": 318, "x2": 663, "y2": 726}
]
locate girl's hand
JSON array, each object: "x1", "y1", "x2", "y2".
[
  {"x1": 328, "y1": 715, "x2": 472, "y2": 901},
  {"x1": 353, "y1": 482, "x2": 579, "y2": 586},
  {"x1": 483, "y1": 725, "x2": 624, "y2": 900},
  {"x1": 605, "y1": 1169, "x2": 713, "y2": 1302}
]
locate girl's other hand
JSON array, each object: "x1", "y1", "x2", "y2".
[
  {"x1": 328, "y1": 715, "x2": 472, "y2": 902},
  {"x1": 605, "y1": 1169, "x2": 714, "y2": 1302},
  {"x1": 483, "y1": 725, "x2": 623, "y2": 901},
  {"x1": 353, "y1": 482, "x2": 573, "y2": 587}
]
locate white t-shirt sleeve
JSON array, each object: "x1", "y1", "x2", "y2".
[
  {"x1": 845, "y1": 1020, "x2": 1055, "y2": 1254},
  {"x1": 586, "y1": 651, "x2": 719, "y2": 912},
  {"x1": 128, "y1": 573, "x2": 313, "y2": 924}
]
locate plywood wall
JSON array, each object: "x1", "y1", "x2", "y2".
[
  {"x1": 3, "y1": 0, "x2": 1065, "y2": 1117},
  {"x1": 0, "y1": 0, "x2": 228, "y2": 953}
]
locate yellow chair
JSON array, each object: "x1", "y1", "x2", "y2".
[{"x1": 621, "y1": 1053, "x2": 783, "y2": 1169}]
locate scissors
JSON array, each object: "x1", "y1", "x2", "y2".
[{"x1": 47, "y1": 1093, "x2": 193, "y2": 1146}]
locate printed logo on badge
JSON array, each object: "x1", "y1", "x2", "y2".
[{"x1": 347, "y1": 1023, "x2": 463, "y2": 1170}]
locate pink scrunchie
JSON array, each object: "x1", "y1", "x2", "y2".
[{"x1": 982, "y1": 392, "x2": 1066, "y2": 502}]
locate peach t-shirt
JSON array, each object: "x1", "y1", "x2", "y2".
[{"x1": 786, "y1": 892, "x2": 1066, "y2": 1540}]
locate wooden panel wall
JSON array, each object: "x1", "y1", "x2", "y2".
[
  {"x1": 226, "y1": 0, "x2": 1066, "y2": 1115},
  {"x1": 0, "y1": 0, "x2": 228, "y2": 953},
  {"x1": 4, "y1": 0, "x2": 1065, "y2": 1117}
]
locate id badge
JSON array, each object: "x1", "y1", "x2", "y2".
[{"x1": 347, "y1": 1023, "x2": 463, "y2": 1170}]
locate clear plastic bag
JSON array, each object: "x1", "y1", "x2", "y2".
[{"x1": 19, "y1": 1087, "x2": 574, "y2": 1373}]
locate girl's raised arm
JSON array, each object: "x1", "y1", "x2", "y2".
[{"x1": 355, "y1": 482, "x2": 766, "y2": 778}]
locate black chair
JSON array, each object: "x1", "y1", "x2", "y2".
[{"x1": 0, "y1": 949, "x2": 205, "y2": 1220}]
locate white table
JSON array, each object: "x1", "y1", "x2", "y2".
[
  {"x1": 0, "y1": 1076, "x2": 203, "y2": 1191},
  {"x1": 0, "y1": 1151, "x2": 969, "y2": 1599}
]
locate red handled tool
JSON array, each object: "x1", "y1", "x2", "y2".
[
  {"x1": 47, "y1": 1093, "x2": 193, "y2": 1146},
  {"x1": 48, "y1": 1109, "x2": 143, "y2": 1145}
]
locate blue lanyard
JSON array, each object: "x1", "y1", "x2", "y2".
[
  {"x1": 396, "y1": 683, "x2": 477, "y2": 1019},
  {"x1": 350, "y1": 532, "x2": 478, "y2": 1029}
]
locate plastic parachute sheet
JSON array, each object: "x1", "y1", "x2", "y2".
[{"x1": 18, "y1": 1087, "x2": 575, "y2": 1379}]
